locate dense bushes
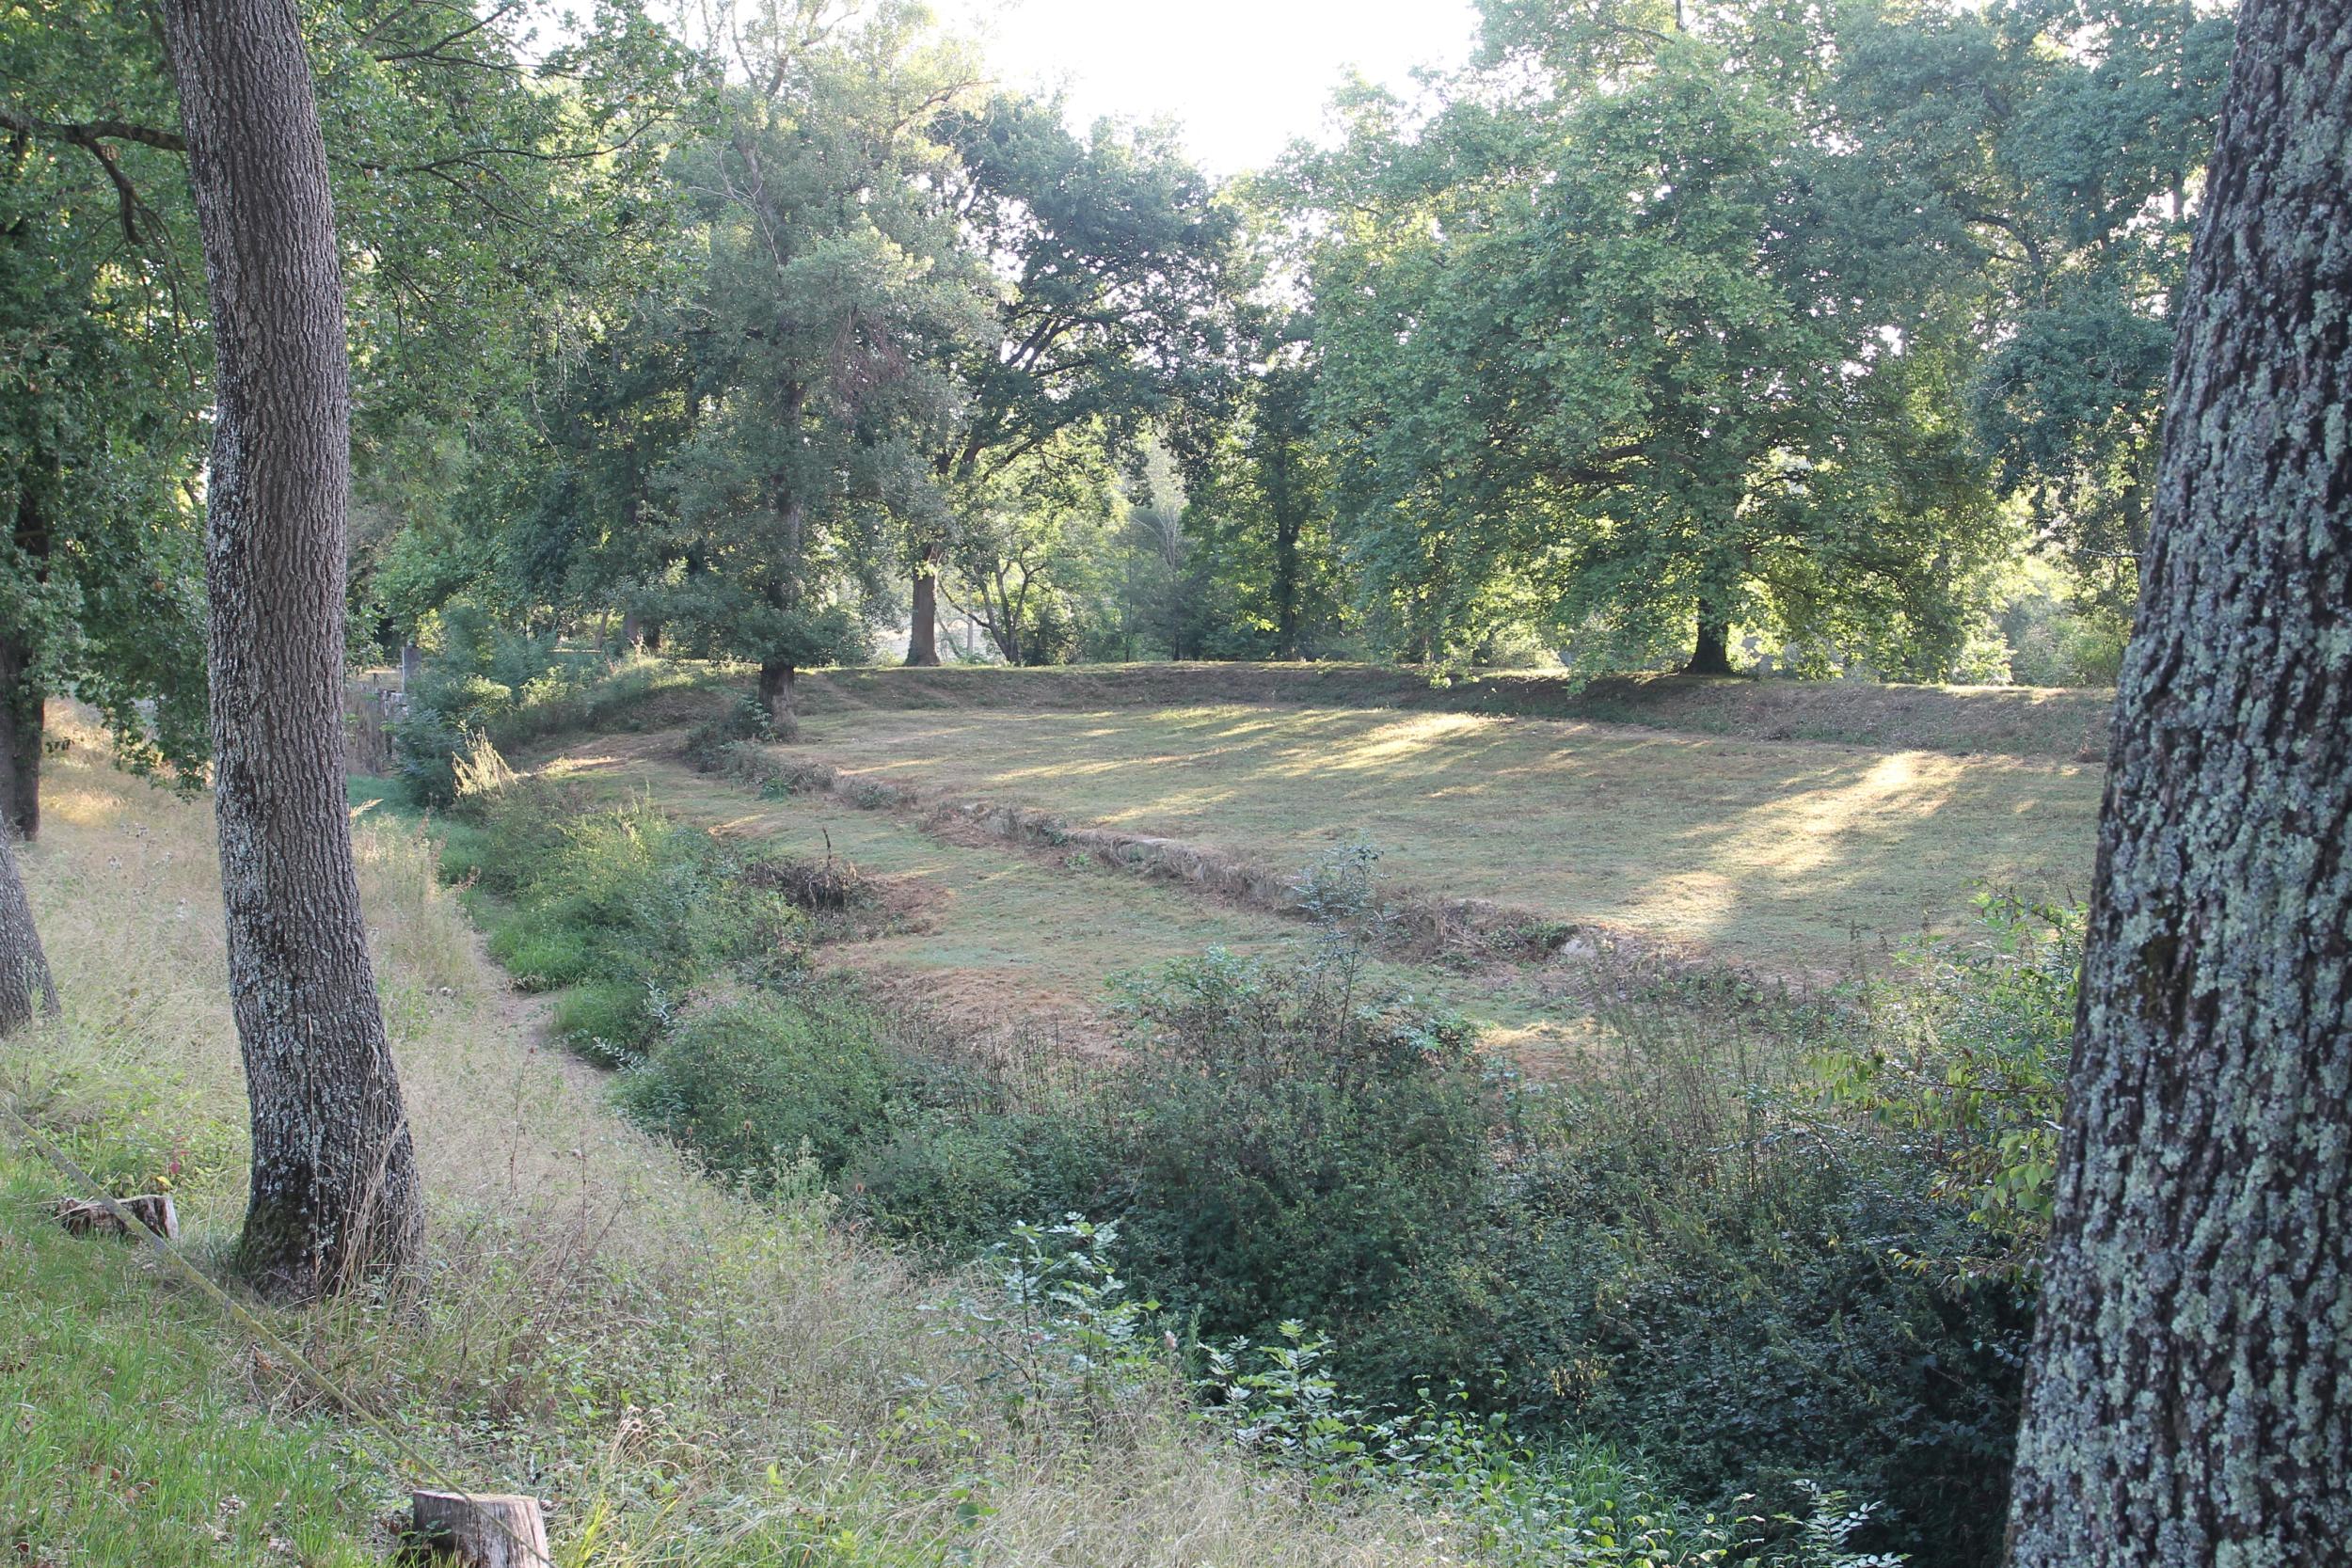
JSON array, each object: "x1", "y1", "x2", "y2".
[
  {"x1": 618, "y1": 990, "x2": 901, "y2": 1174},
  {"x1": 1484, "y1": 1017, "x2": 2032, "y2": 1566},
  {"x1": 453, "y1": 784, "x2": 2045, "y2": 1566},
  {"x1": 451, "y1": 783, "x2": 806, "y2": 1060}
]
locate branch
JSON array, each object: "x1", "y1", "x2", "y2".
[{"x1": 0, "y1": 103, "x2": 184, "y2": 245}]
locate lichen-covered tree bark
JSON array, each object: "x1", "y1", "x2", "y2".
[
  {"x1": 0, "y1": 829, "x2": 57, "y2": 1033},
  {"x1": 2005, "y1": 4, "x2": 2352, "y2": 1560},
  {"x1": 161, "y1": 0, "x2": 421, "y2": 1296}
]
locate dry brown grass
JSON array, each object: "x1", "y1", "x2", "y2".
[
  {"x1": 4, "y1": 712, "x2": 1471, "y2": 1566},
  {"x1": 534, "y1": 727, "x2": 1612, "y2": 1066}
]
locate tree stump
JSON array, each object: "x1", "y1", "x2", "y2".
[
  {"x1": 409, "y1": 1491, "x2": 548, "y2": 1567},
  {"x1": 56, "y1": 1194, "x2": 179, "y2": 1241}
]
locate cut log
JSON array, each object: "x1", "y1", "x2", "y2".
[
  {"x1": 410, "y1": 1490, "x2": 548, "y2": 1567},
  {"x1": 56, "y1": 1194, "x2": 179, "y2": 1241}
]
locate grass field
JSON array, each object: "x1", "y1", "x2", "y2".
[
  {"x1": 755, "y1": 704, "x2": 2104, "y2": 971},
  {"x1": 801, "y1": 663, "x2": 2116, "y2": 760},
  {"x1": 535, "y1": 732, "x2": 1609, "y2": 1061}
]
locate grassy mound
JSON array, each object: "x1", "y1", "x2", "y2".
[{"x1": 799, "y1": 661, "x2": 2114, "y2": 760}]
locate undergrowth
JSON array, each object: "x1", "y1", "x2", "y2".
[
  {"x1": 390, "y1": 608, "x2": 731, "y2": 805},
  {"x1": 435, "y1": 773, "x2": 2050, "y2": 1566}
]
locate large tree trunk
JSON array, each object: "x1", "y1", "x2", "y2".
[
  {"x1": 0, "y1": 625, "x2": 39, "y2": 842},
  {"x1": 0, "y1": 830, "x2": 57, "y2": 1033},
  {"x1": 162, "y1": 0, "x2": 422, "y2": 1299},
  {"x1": 1682, "y1": 598, "x2": 1734, "y2": 675},
  {"x1": 905, "y1": 550, "x2": 942, "y2": 666},
  {"x1": 3, "y1": 485, "x2": 49, "y2": 841},
  {"x1": 758, "y1": 657, "x2": 798, "y2": 740},
  {"x1": 2006, "y1": 5, "x2": 2352, "y2": 1560}
]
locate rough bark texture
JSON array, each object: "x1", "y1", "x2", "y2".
[
  {"x1": 0, "y1": 828, "x2": 57, "y2": 1032},
  {"x1": 2, "y1": 485, "x2": 47, "y2": 840},
  {"x1": 905, "y1": 555, "x2": 941, "y2": 666},
  {"x1": 2005, "y1": 6, "x2": 2352, "y2": 1562},
  {"x1": 162, "y1": 0, "x2": 422, "y2": 1297},
  {"x1": 758, "y1": 657, "x2": 799, "y2": 740},
  {"x1": 0, "y1": 625, "x2": 38, "y2": 841},
  {"x1": 1683, "y1": 600, "x2": 1734, "y2": 675}
]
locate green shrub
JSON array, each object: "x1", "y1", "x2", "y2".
[
  {"x1": 442, "y1": 779, "x2": 574, "y2": 894},
  {"x1": 844, "y1": 1109, "x2": 1117, "y2": 1256},
  {"x1": 485, "y1": 918, "x2": 600, "y2": 990},
  {"x1": 616, "y1": 990, "x2": 902, "y2": 1183},
  {"x1": 1481, "y1": 1014, "x2": 2028, "y2": 1568},
  {"x1": 921, "y1": 1215, "x2": 1169, "y2": 1431},
  {"x1": 683, "y1": 691, "x2": 774, "y2": 770},
  {"x1": 1104, "y1": 948, "x2": 1502, "y2": 1399},
  {"x1": 483, "y1": 797, "x2": 804, "y2": 1006},
  {"x1": 1818, "y1": 893, "x2": 2077, "y2": 1280},
  {"x1": 548, "y1": 979, "x2": 657, "y2": 1066}
]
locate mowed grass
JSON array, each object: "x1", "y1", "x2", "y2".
[
  {"x1": 778, "y1": 704, "x2": 2104, "y2": 970},
  {"x1": 534, "y1": 733, "x2": 1608, "y2": 1061}
]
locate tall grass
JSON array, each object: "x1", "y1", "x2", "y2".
[{"x1": 1, "y1": 714, "x2": 1498, "y2": 1566}]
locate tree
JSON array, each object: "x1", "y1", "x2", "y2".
[
  {"x1": 2005, "y1": 1, "x2": 2352, "y2": 1559},
  {"x1": 1296, "y1": 5, "x2": 2006, "y2": 674},
  {"x1": 162, "y1": 0, "x2": 421, "y2": 1296},
  {"x1": 943, "y1": 424, "x2": 1121, "y2": 665},
  {"x1": 643, "y1": 6, "x2": 991, "y2": 725},
  {"x1": 0, "y1": 829, "x2": 57, "y2": 1033},
  {"x1": 1, "y1": 0, "x2": 210, "y2": 839},
  {"x1": 4, "y1": 0, "x2": 690, "y2": 834},
  {"x1": 910, "y1": 96, "x2": 1239, "y2": 664},
  {"x1": 1832, "y1": 0, "x2": 2235, "y2": 620},
  {"x1": 1184, "y1": 318, "x2": 1339, "y2": 659}
]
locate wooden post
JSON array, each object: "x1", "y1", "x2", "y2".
[
  {"x1": 410, "y1": 1491, "x2": 548, "y2": 1567},
  {"x1": 56, "y1": 1194, "x2": 179, "y2": 1241}
]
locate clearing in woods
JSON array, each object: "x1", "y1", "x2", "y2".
[
  {"x1": 535, "y1": 733, "x2": 1613, "y2": 1062},
  {"x1": 530, "y1": 687, "x2": 2101, "y2": 1057},
  {"x1": 751, "y1": 703, "x2": 2103, "y2": 967}
]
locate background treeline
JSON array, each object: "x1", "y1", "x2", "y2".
[{"x1": 6, "y1": 0, "x2": 2230, "y2": 798}]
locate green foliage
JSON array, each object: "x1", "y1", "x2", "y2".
[
  {"x1": 391, "y1": 625, "x2": 723, "y2": 806},
  {"x1": 465, "y1": 784, "x2": 805, "y2": 1059},
  {"x1": 1293, "y1": 9, "x2": 2007, "y2": 673},
  {"x1": 1485, "y1": 1014, "x2": 2028, "y2": 1568},
  {"x1": 921, "y1": 1215, "x2": 1168, "y2": 1430},
  {"x1": 617, "y1": 990, "x2": 900, "y2": 1177},
  {"x1": 1206, "y1": 1326, "x2": 1742, "y2": 1566},
  {"x1": 1106, "y1": 948, "x2": 1499, "y2": 1394},
  {"x1": 683, "y1": 690, "x2": 776, "y2": 769},
  {"x1": 1819, "y1": 894, "x2": 2080, "y2": 1280},
  {"x1": 1836, "y1": 0, "x2": 2235, "y2": 616},
  {"x1": 547, "y1": 979, "x2": 653, "y2": 1069},
  {"x1": 452, "y1": 776, "x2": 2050, "y2": 1564}
]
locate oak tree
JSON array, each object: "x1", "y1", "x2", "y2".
[
  {"x1": 2006, "y1": 1, "x2": 2352, "y2": 1558},
  {"x1": 162, "y1": 0, "x2": 422, "y2": 1296}
]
